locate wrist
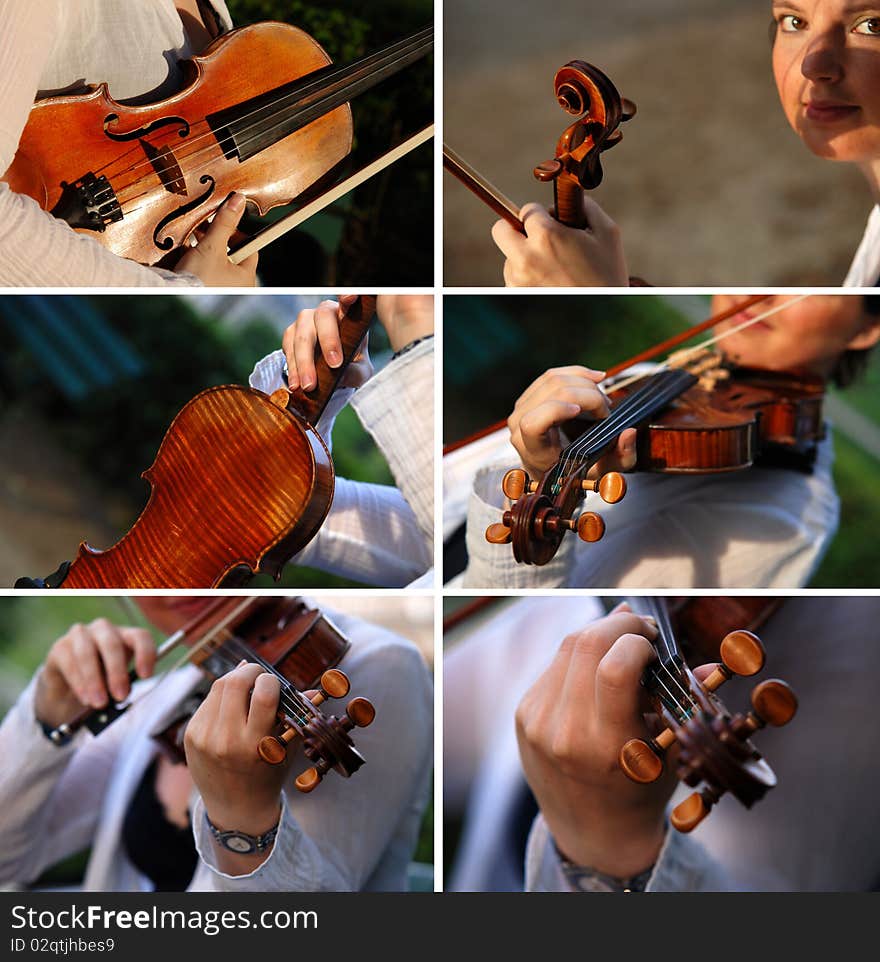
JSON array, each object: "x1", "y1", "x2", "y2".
[
  {"x1": 383, "y1": 315, "x2": 433, "y2": 352},
  {"x1": 203, "y1": 799, "x2": 281, "y2": 838}
]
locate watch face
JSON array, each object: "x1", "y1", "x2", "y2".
[{"x1": 223, "y1": 833, "x2": 256, "y2": 854}]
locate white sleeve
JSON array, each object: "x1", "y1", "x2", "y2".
[
  {"x1": 0, "y1": 0, "x2": 202, "y2": 288},
  {"x1": 0, "y1": 678, "x2": 134, "y2": 883}
]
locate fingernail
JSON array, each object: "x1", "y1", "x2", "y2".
[
  {"x1": 611, "y1": 602, "x2": 631, "y2": 613},
  {"x1": 227, "y1": 192, "x2": 245, "y2": 212},
  {"x1": 89, "y1": 690, "x2": 106, "y2": 708},
  {"x1": 301, "y1": 376, "x2": 315, "y2": 390},
  {"x1": 327, "y1": 350, "x2": 342, "y2": 367},
  {"x1": 237, "y1": 659, "x2": 248, "y2": 669}
]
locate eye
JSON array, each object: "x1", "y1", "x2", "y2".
[
  {"x1": 777, "y1": 14, "x2": 806, "y2": 33},
  {"x1": 854, "y1": 17, "x2": 880, "y2": 36}
]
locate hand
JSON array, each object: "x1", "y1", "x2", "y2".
[
  {"x1": 375, "y1": 295, "x2": 434, "y2": 352},
  {"x1": 184, "y1": 663, "x2": 289, "y2": 843},
  {"x1": 175, "y1": 193, "x2": 259, "y2": 286},
  {"x1": 282, "y1": 295, "x2": 372, "y2": 391},
  {"x1": 507, "y1": 366, "x2": 637, "y2": 480},
  {"x1": 515, "y1": 604, "x2": 670, "y2": 878},
  {"x1": 34, "y1": 620, "x2": 157, "y2": 730},
  {"x1": 491, "y1": 200, "x2": 628, "y2": 287}
]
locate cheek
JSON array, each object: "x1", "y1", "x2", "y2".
[{"x1": 772, "y1": 46, "x2": 803, "y2": 125}]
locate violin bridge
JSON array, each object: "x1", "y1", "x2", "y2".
[{"x1": 142, "y1": 142, "x2": 188, "y2": 196}]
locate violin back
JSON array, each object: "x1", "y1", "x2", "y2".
[{"x1": 62, "y1": 385, "x2": 333, "y2": 587}]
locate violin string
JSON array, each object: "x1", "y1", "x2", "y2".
[
  {"x1": 102, "y1": 28, "x2": 433, "y2": 210},
  {"x1": 94, "y1": 26, "x2": 432, "y2": 190},
  {"x1": 553, "y1": 370, "x2": 695, "y2": 482},
  {"x1": 215, "y1": 633, "x2": 321, "y2": 725},
  {"x1": 629, "y1": 598, "x2": 699, "y2": 718},
  {"x1": 554, "y1": 294, "x2": 812, "y2": 482}
]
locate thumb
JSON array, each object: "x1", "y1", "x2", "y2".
[{"x1": 203, "y1": 192, "x2": 247, "y2": 248}]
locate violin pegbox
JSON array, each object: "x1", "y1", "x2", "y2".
[
  {"x1": 257, "y1": 668, "x2": 376, "y2": 793},
  {"x1": 485, "y1": 467, "x2": 626, "y2": 564},
  {"x1": 619, "y1": 631, "x2": 798, "y2": 832},
  {"x1": 533, "y1": 61, "x2": 636, "y2": 227}
]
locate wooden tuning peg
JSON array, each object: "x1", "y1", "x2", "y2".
[
  {"x1": 486, "y1": 522, "x2": 512, "y2": 544},
  {"x1": 576, "y1": 511, "x2": 605, "y2": 543},
  {"x1": 582, "y1": 472, "x2": 627, "y2": 504},
  {"x1": 732, "y1": 680, "x2": 798, "y2": 739},
  {"x1": 670, "y1": 787, "x2": 722, "y2": 833},
  {"x1": 341, "y1": 697, "x2": 376, "y2": 730},
  {"x1": 311, "y1": 668, "x2": 350, "y2": 706},
  {"x1": 701, "y1": 630, "x2": 766, "y2": 694},
  {"x1": 501, "y1": 468, "x2": 537, "y2": 501},
  {"x1": 619, "y1": 728, "x2": 677, "y2": 783},
  {"x1": 296, "y1": 758, "x2": 332, "y2": 794}
]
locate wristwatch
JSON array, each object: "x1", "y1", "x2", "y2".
[{"x1": 204, "y1": 812, "x2": 279, "y2": 854}]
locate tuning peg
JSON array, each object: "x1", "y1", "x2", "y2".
[
  {"x1": 731, "y1": 680, "x2": 798, "y2": 741},
  {"x1": 295, "y1": 757, "x2": 332, "y2": 794},
  {"x1": 501, "y1": 468, "x2": 538, "y2": 501},
  {"x1": 311, "y1": 669, "x2": 350, "y2": 705},
  {"x1": 582, "y1": 472, "x2": 627, "y2": 504},
  {"x1": 341, "y1": 697, "x2": 376, "y2": 730},
  {"x1": 670, "y1": 786, "x2": 722, "y2": 833},
  {"x1": 619, "y1": 728, "x2": 677, "y2": 784},
  {"x1": 485, "y1": 522, "x2": 512, "y2": 544},
  {"x1": 702, "y1": 630, "x2": 766, "y2": 693},
  {"x1": 534, "y1": 158, "x2": 563, "y2": 182},
  {"x1": 576, "y1": 511, "x2": 605, "y2": 542}
]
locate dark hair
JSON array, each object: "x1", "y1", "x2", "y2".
[{"x1": 831, "y1": 296, "x2": 880, "y2": 388}]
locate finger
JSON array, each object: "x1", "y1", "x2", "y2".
[
  {"x1": 693, "y1": 664, "x2": 717, "y2": 685},
  {"x1": 246, "y1": 672, "x2": 282, "y2": 737},
  {"x1": 617, "y1": 428, "x2": 638, "y2": 470},
  {"x1": 281, "y1": 316, "x2": 307, "y2": 390},
  {"x1": 519, "y1": 382, "x2": 611, "y2": 423},
  {"x1": 218, "y1": 663, "x2": 267, "y2": 728},
  {"x1": 581, "y1": 196, "x2": 618, "y2": 235},
  {"x1": 519, "y1": 202, "x2": 555, "y2": 235},
  {"x1": 69, "y1": 626, "x2": 110, "y2": 708},
  {"x1": 91, "y1": 619, "x2": 132, "y2": 703},
  {"x1": 293, "y1": 310, "x2": 321, "y2": 390},
  {"x1": 594, "y1": 632, "x2": 659, "y2": 730},
  {"x1": 313, "y1": 299, "x2": 344, "y2": 369},
  {"x1": 491, "y1": 218, "x2": 528, "y2": 258},
  {"x1": 50, "y1": 636, "x2": 92, "y2": 707},
  {"x1": 121, "y1": 628, "x2": 157, "y2": 681},
  {"x1": 240, "y1": 252, "x2": 259, "y2": 274},
  {"x1": 514, "y1": 368, "x2": 608, "y2": 413},
  {"x1": 200, "y1": 193, "x2": 247, "y2": 251}
]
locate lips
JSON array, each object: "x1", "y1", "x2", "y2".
[{"x1": 804, "y1": 100, "x2": 860, "y2": 123}]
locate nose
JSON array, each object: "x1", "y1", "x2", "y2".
[{"x1": 800, "y1": 28, "x2": 846, "y2": 84}]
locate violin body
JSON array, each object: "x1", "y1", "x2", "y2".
[
  {"x1": 4, "y1": 22, "x2": 352, "y2": 264},
  {"x1": 610, "y1": 367, "x2": 826, "y2": 473},
  {"x1": 62, "y1": 385, "x2": 333, "y2": 588}
]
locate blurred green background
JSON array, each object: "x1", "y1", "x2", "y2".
[
  {"x1": 0, "y1": 294, "x2": 400, "y2": 588},
  {"x1": 222, "y1": 1, "x2": 433, "y2": 285},
  {"x1": 444, "y1": 294, "x2": 880, "y2": 588}
]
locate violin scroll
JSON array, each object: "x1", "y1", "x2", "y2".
[
  {"x1": 484, "y1": 468, "x2": 627, "y2": 563},
  {"x1": 619, "y1": 630, "x2": 798, "y2": 832},
  {"x1": 257, "y1": 668, "x2": 376, "y2": 795},
  {"x1": 533, "y1": 61, "x2": 636, "y2": 228}
]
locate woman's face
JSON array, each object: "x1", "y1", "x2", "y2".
[
  {"x1": 135, "y1": 597, "x2": 217, "y2": 636},
  {"x1": 772, "y1": 1, "x2": 880, "y2": 164},
  {"x1": 711, "y1": 293, "x2": 880, "y2": 376}
]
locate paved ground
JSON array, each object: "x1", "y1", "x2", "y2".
[{"x1": 444, "y1": 0, "x2": 869, "y2": 285}]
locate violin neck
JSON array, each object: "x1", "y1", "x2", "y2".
[
  {"x1": 288, "y1": 296, "x2": 376, "y2": 427},
  {"x1": 626, "y1": 597, "x2": 694, "y2": 724}
]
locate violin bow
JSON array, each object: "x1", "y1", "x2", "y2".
[{"x1": 229, "y1": 124, "x2": 434, "y2": 264}]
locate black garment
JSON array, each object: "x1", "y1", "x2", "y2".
[{"x1": 121, "y1": 758, "x2": 198, "y2": 891}]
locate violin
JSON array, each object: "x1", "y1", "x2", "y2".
[
  {"x1": 3, "y1": 22, "x2": 432, "y2": 265},
  {"x1": 15, "y1": 295, "x2": 376, "y2": 589},
  {"x1": 49, "y1": 596, "x2": 376, "y2": 794},
  {"x1": 620, "y1": 597, "x2": 797, "y2": 832},
  {"x1": 484, "y1": 296, "x2": 827, "y2": 565},
  {"x1": 443, "y1": 60, "x2": 635, "y2": 231}
]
